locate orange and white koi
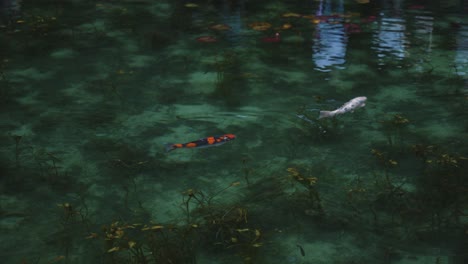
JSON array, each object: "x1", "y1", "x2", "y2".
[{"x1": 164, "y1": 134, "x2": 236, "y2": 152}]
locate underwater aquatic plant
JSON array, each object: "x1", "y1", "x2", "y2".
[
  {"x1": 371, "y1": 148, "x2": 398, "y2": 185},
  {"x1": 286, "y1": 167, "x2": 323, "y2": 216},
  {"x1": 95, "y1": 220, "x2": 198, "y2": 263},
  {"x1": 241, "y1": 155, "x2": 252, "y2": 186},
  {"x1": 211, "y1": 51, "x2": 246, "y2": 106},
  {"x1": 12, "y1": 134, "x2": 22, "y2": 168},
  {"x1": 380, "y1": 113, "x2": 410, "y2": 147},
  {"x1": 0, "y1": 59, "x2": 11, "y2": 103}
]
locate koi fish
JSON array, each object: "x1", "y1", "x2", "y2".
[
  {"x1": 319, "y1": 96, "x2": 367, "y2": 119},
  {"x1": 164, "y1": 134, "x2": 236, "y2": 152}
]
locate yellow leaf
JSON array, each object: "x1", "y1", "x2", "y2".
[
  {"x1": 282, "y1": 12, "x2": 301, "y2": 18},
  {"x1": 252, "y1": 243, "x2": 263, "y2": 247},
  {"x1": 16, "y1": 20, "x2": 25, "y2": 24},
  {"x1": 236, "y1": 228, "x2": 250, "y2": 232},
  {"x1": 231, "y1": 237, "x2": 238, "y2": 243},
  {"x1": 128, "y1": 241, "x2": 136, "y2": 248},
  {"x1": 231, "y1": 181, "x2": 241, "y2": 186},
  {"x1": 185, "y1": 3, "x2": 198, "y2": 8},
  {"x1": 191, "y1": 224, "x2": 198, "y2": 228},
  {"x1": 255, "y1": 229, "x2": 261, "y2": 239},
  {"x1": 282, "y1": 23, "x2": 292, "y2": 30},
  {"x1": 114, "y1": 229, "x2": 124, "y2": 238},
  {"x1": 107, "y1": 247, "x2": 119, "y2": 253}
]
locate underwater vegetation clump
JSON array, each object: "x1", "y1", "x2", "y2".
[
  {"x1": 80, "y1": 182, "x2": 265, "y2": 263},
  {"x1": 211, "y1": 51, "x2": 248, "y2": 106},
  {"x1": 410, "y1": 145, "x2": 468, "y2": 231},
  {"x1": 379, "y1": 113, "x2": 411, "y2": 147},
  {"x1": 286, "y1": 167, "x2": 323, "y2": 217},
  {"x1": 344, "y1": 140, "x2": 468, "y2": 243},
  {"x1": 95, "y1": 221, "x2": 197, "y2": 264}
]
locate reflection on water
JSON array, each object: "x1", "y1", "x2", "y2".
[
  {"x1": 374, "y1": 17, "x2": 407, "y2": 61},
  {"x1": 312, "y1": 0, "x2": 347, "y2": 71},
  {"x1": 413, "y1": 13, "x2": 434, "y2": 53},
  {"x1": 455, "y1": 24, "x2": 468, "y2": 76},
  {"x1": 373, "y1": 0, "x2": 407, "y2": 63},
  {"x1": 219, "y1": 0, "x2": 245, "y2": 45}
]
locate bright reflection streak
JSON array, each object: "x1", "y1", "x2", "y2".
[
  {"x1": 373, "y1": 17, "x2": 407, "y2": 61},
  {"x1": 312, "y1": 0, "x2": 347, "y2": 72},
  {"x1": 454, "y1": 25, "x2": 468, "y2": 76}
]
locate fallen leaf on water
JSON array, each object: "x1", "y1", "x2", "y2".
[
  {"x1": 302, "y1": 15, "x2": 315, "y2": 19},
  {"x1": 282, "y1": 12, "x2": 301, "y2": 18},
  {"x1": 128, "y1": 241, "x2": 136, "y2": 248},
  {"x1": 282, "y1": 23, "x2": 292, "y2": 30},
  {"x1": 210, "y1": 24, "x2": 231, "y2": 31},
  {"x1": 185, "y1": 3, "x2": 198, "y2": 8},
  {"x1": 249, "y1": 22, "x2": 271, "y2": 31}
]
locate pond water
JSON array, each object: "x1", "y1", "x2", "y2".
[{"x1": 0, "y1": 0, "x2": 467, "y2": 263}]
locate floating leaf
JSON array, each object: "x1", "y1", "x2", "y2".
[
  {"x1": 302, "y1": 15, "x2": 315, "y2": 19},
  {"x1": 231, "y1": 237, "x2": 238, "y2": 243},
  {"x1": 282, "y1": 12, "x2": 301, "y2": 18},
  {"x1": 249, "y1": 22, "x2": 271, "y2": 31},
  {"x1": 210, "y1": 24, "x2": 231, "y2": 31},
  {"x1": 191, "y1": 224, "x2": 198, "y2": 228},
  {"x1": 252, "y1": 243, "x2": 263, "y2": 247},
  {"x1": 236, "y1": 228, "x2": 250, "y2": 232},
  {"x1": 185, "y1": 3, "x2": 198, "y2": 8},
  {"x1": 196, "y1": 36, "x2": 217, "y2": 43},
  {"x1": 282, "y1": 23, "x2": 292, "y2": 30}
]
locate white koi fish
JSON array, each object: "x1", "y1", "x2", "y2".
[{"x1": 319, "y1": 96, "x2": 367, "y2": 119}]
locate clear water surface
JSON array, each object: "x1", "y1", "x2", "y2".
[{"x1": 0, "y1": 0, "x2": 467, "y2": 263}]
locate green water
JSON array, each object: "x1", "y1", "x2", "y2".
[{"x1": 0, "y1": 0, "x2": 467, "y2": 263}]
